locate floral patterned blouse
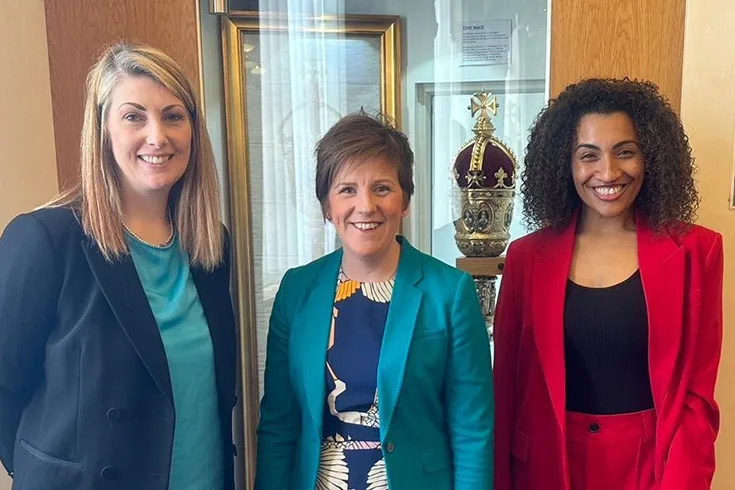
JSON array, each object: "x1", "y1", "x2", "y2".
[{"x1": 317, "y1": 268, "x2": 394, "y2": 490}]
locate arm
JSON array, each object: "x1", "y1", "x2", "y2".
[
  {"x1": 0, "y1": 214, "x2": 59, "y2": 477},
  {"x1": 660, "y1": 234, "x2": 724, "y2": 490},
  {"x1": 446, "y1": 272, "x2": 495, "y2": 489},
  {"x1": 254, "y1": 269, "x2": 300, "y2": 490},
  {"x1": 492, "y1": 245, "x2": 521, "y2": 490}
]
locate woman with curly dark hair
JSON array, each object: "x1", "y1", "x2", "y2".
[{"x1": 493, "y1": 79, "x2": 724, "y2": 490}]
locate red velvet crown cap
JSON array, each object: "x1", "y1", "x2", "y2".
[
  {"x1": 453, "y1": 138, "x2": 515, "y2": 189},
  {"x1": 453, "y1": 91, "x2": 517, "y2": 190}
]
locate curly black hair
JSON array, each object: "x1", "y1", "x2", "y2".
[{"x1": 521, "y1": 78, "x2": 698, "y2": 232}]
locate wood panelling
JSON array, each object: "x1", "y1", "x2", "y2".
[
  {"x1": 549, "y1": 0, "x2": 686, "y2": 110},
  {"x1": 44, "y1": 0, "x2": 201, "y2": 190}
]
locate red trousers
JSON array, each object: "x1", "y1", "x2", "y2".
[{"x1": 566, "y1": 409, "x2": 656, "y2": 490}]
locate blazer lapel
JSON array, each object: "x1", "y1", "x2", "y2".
[
  {"x1": 82, "y1": 238, "x2": 173, "y2": 405},
  {"x1": 637, "y1": 217, "x2": 685, "y2": 407},
  {"x1": 377, "y1": 238, "x2": 422, "y2": 441},
  {"x1": 191, "y1": 265, "x2": 236, "y2": 410},
  {"x1": 533, "y1": 219, "x2": 576, "y2": 435},
  {"x1": 300, "y1": 251, "x2": 342, "y2": 438}
]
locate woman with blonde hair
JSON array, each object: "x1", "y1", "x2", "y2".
[{"x1": 0, "y1": 42, "x2": 237, "y2": 489}]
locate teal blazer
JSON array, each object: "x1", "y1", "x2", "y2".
[{"x1": 254, "y1": 237, "x2": 494, "y2": 490}]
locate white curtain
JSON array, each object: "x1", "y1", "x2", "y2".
[{"x1": 246, "y1": 1, "x2": 381, "y2": 396}]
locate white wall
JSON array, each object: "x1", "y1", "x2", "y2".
[
  {"x1": 0, "y1": 0, "x2": 57, "y2": 232},
  {"x1": 0, "y1": 2, "x2": 57, "y2": 487},
  {"x1": 680, "y1": 1, "x2": 735, "y2": 487}
]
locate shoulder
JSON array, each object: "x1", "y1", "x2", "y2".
[
  {"x1": 672, "y1": 223, "x2": 723, "y2": 263},
  {"x1": 415, "y1": 248, "x2": 469, "y2": 287},
  {"x1": 0, "y1": 207, "x2": 82, "y2": 287},
  {"x1": 506, "y1": 227, "x2": 555, "y2": 257},
  {"x1": 405, "y1": 247, "x2": 478, "y2": 309},
  {"x1": 279, "y1": 249, "x2": 340, "y2": 290},
  {"x1": 675, "y1": 222, "x2": 721, "y2": 247},
  {"x1": 1, "y1": 206, "x2": 83, "y2": 249}
]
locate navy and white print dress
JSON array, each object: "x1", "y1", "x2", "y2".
[{"x1": 316, "y1": 268, "x2": 394, "y2": 490}]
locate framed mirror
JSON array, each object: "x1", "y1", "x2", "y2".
[{"x1": 221, "y1": 12, "x2": 401, "y2": 485}]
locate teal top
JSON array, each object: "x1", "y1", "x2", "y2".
[{"x1": 126, "y1": 232, "x2": 224, "y2": 490}]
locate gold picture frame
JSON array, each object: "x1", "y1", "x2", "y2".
[
  {"x1": 731, "y1": 132, "x2": 735, "y2": 209},
  {"x1": 221, "y1": 12, "x2": 401, "y2": 487}
]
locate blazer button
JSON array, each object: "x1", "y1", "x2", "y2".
[
  {"x1": 589, "y1": 423, "x2": 600, "y2": 434},
  {"x1": 385, "y1": 442, "x2": 395, "y2": 453},
  {"x1": 100, "y1": 466, "x2": 118, "y2": 479},
  {"x1": 106, "y1": 408, "x2": 123, "y2": 422}
]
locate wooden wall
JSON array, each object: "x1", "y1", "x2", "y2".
[
  {"x1": 44, "y1": 0, "x2": 202, "y2": 189},
  {"x1": 549, "y1": 0, "x2": 686, "y2": 110}
]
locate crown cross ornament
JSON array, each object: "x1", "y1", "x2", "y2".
[{"x1": 469, "y1": 92, "x2": 499, "y2": 136}]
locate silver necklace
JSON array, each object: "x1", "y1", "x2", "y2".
[{"x1": 123, "y1": 209, "x2": 174, "y2": 248}]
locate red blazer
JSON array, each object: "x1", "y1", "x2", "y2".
[{"x1": 493, "y1": 215, "x2": 724, "y2": 490}]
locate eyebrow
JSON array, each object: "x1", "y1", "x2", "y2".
[
  {"x1": 336, "y1": 179, "x2": 396, "y2": 186},
  {"x1": 118, "y1": 102, "x2": 185, "y2": 112},
  {"x1": 574, "y1": 140, "x2": 640, "y2": 152}
]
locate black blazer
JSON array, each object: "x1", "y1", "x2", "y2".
[{"x1": 0, "y1": 206, "x2": 237, "y2": 490}]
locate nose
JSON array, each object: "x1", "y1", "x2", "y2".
[
  {"x1": 146, "y1": 120, "x2": 168, "y2": 148},
  {"x1": 599, "y1": 153, "x2": 622, "y2": 182},
  {"x1": 357, "y1": 189, "x2": 376, "y2": 214}
]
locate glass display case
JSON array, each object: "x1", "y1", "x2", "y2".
[{"x1": 218, "y1": 1, "x2": 550, "y2": 485}]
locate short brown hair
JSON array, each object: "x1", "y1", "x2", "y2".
[{"x1": 315, "y1": 111, "x2": 414, "y2": 217}]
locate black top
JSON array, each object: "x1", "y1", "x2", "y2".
[{"x1": 564, "y1": 270, "x2": 655, "y2": 415}]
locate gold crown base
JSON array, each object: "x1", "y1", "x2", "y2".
[{"x1": 453, "y1": 189, "x2": 515, "y2": 258}]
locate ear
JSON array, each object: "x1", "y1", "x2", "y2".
[{"x1": 401, "y1": 201, "x2": 410, "y2": 217}]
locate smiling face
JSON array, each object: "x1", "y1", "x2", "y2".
[
  {"x1": 572, "y1": 112, "x2": 645, "y2": 221},
  {"x1": 326, "y1": 157, "x2": 406, "y2": 265},
  {"x1": 106, "y1": 75, "x2": 192, "y2": 203}
]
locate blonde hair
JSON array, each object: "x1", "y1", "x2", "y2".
[{"x1": 47, "y1": 42, "x2": 223, "y2": 270}]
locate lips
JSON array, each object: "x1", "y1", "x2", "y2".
[
  {"x1": 138, "y1": 155, "x2": 173, "y2": 165},
  {"x1": 352, "y1": 222, "x2": 381, "y2": 231},
  {"x1": 592, "y1": 184, "x2": 627, "y2": 201}
]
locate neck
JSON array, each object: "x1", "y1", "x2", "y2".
[
  {"x1": 341, "y1": 238, "x2": 401, "y2": 283},
  {"x1": 578, "y1": 206, "x2": 636, "y2": 236},
  {"x1": 121, "y1": 190, "x2": 172, "y2": 244}
]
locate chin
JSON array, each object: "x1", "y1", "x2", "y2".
[
  {"x1": 140, "y1": 181, "x2": 177, "y2": 195},
  {"x1": 586, "y1": 204, "x2": 634, "y2": 219},
  {"x1": 349, "y1": 246, "x2": 381, "y2": 259},
  {"x1": 344, "y1": 242, "x2": 387, "y2": 260}
]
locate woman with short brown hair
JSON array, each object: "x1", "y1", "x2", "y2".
[{"x1": 255, "y1": 112, "x2": 495, "y2": 490}]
